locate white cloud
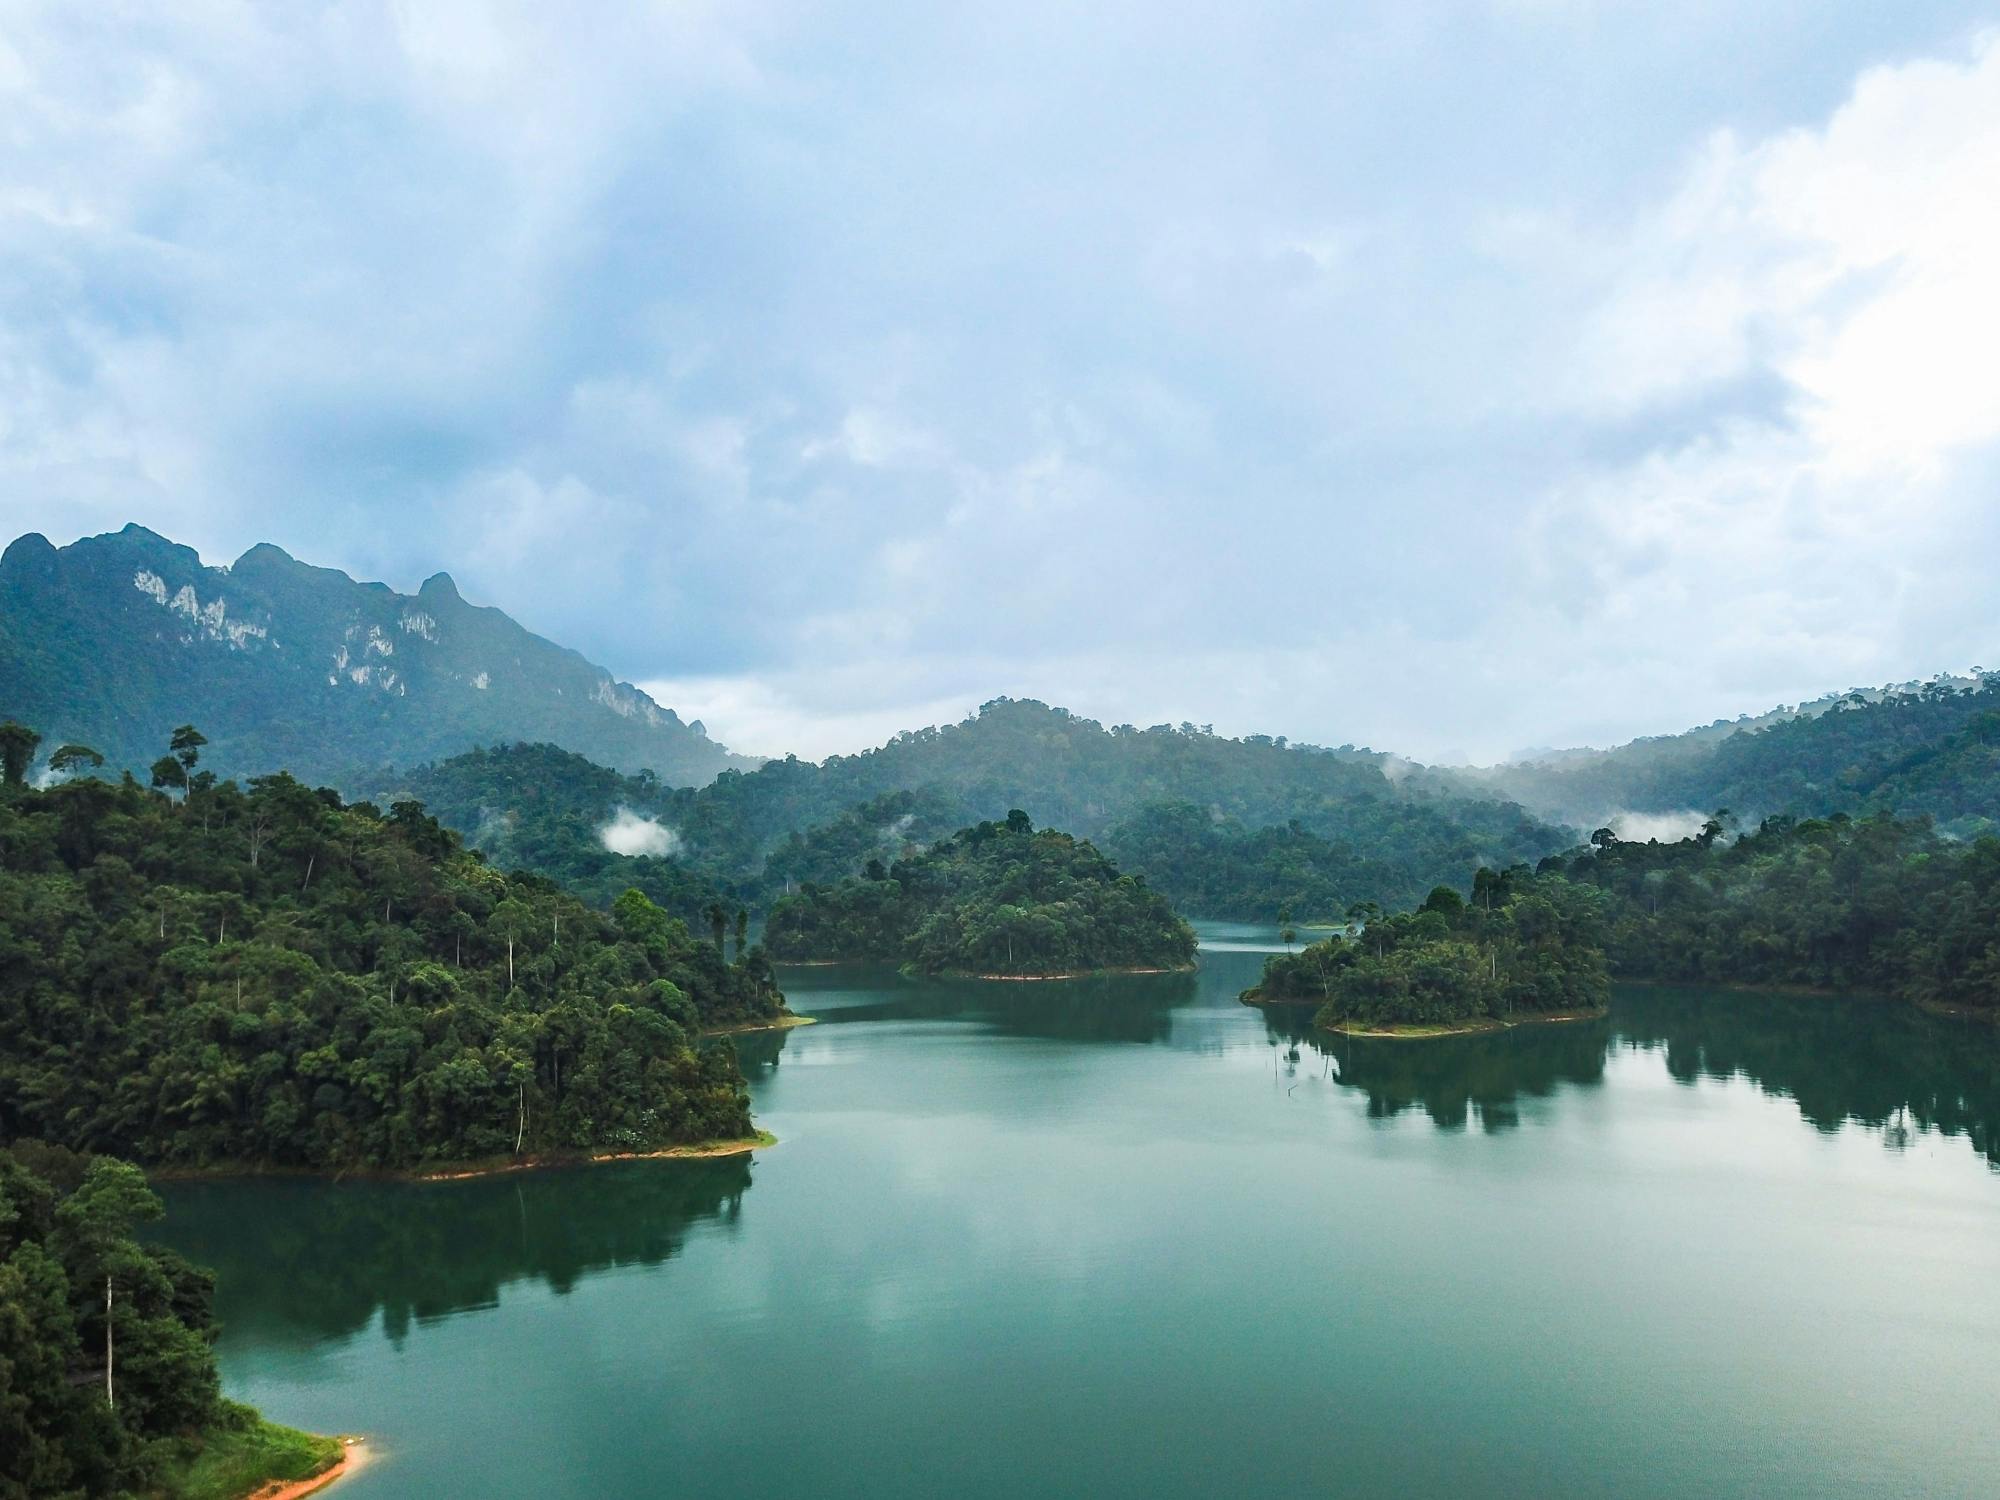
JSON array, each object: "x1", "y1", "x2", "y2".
[
  {"x1": 4, "y1": 6, "x2": 1998, "y2": 768},
  {"x1": 598, "y1": 806, "x2": 682, "y2": 858}
]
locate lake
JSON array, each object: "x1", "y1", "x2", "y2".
[{"x1": 154, "y1": 924, "x2": 2000, "y2": 1498}]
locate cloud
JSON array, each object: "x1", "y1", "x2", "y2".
[
  {"x1": 598, "y1": 806, "x2": 681, "y2": 858},
  {"x1": 2, "y1": 5, "x2": 1997, "y2": 764}
]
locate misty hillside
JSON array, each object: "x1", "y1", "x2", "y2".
[
  {"x1": 0, "y1": 525, "x2": 753, "y2": 787},
  {"x1": 1460, "y1": 675, "x2": 2000, "y2": 837},
  {"x1": 382, "y1": 702, "x2": 1572, "y2": 920}
]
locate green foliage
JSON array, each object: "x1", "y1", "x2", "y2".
[
  {"x1": 0, "y1": 739, "x2": 778, "y2": 1170},
  {"x1": 1253, "y1": 867, "x2": 1610, "y2": 1027},
  {"x1": 381, "y1": 703, "x2": 1569, "y2": 926},
  {"x1": 1479, "y1": 675, "x2": 2000, "y2": 838},
  {"x1": 0, "y1": 721, "x2": 40, "y2": 788},
  {"x1": 1098, "y1": 799, "x2": 1560, "y2": 919},
  {"x1": 764, "y1": 813, "x2": 1198, "y2": 976},
  {"x1": 0, "y1": 525, "x2": 747, "y2": 789},
  {"x1": 1555, "y1": 813, "x2": 2000, "y2": 1012},
  {"x1": 0, "y1": 1144, "x2": 221, "y2": 1498},
  {"x1": 145, "y1": 1402, "x2": 342, "y2": 1500}
]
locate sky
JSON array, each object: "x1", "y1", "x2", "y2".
[{"x1": 5, "y1": 1, "x2": 2000, "y2": 763}]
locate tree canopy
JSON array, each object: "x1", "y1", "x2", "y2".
[
  {"x1": 763, "y1": 813, "x2": 1198, "y2": 976},
  {"x1": 0, "y1": 726, "x2": 780, "y2": 1171},
  {"x1": 1251, "y1": 870, "x2": 1611, "y2": 1030}
]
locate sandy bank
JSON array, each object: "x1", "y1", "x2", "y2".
[
  {"x1": 413, "y1": 1131, "x2": 779, "y2": 1181},
  {"x1": 247, "y1": 1436, "x2": 367, "y2": 1500},
  {"x1": 704, "y1": 1013, "x2": 819, "y2": 1035}
]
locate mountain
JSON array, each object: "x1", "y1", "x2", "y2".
[
  {"x1": 381, "y1": 702, "x2": 1574, "y2": 919},
  {"x1": 0, "y1": 524, "x2": 752, "y2": 787},
  {"x1": 1457, "y1": 674, "x2": 2000, "y2": 837}
]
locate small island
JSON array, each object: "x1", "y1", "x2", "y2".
[
  {"x1": 763, "y1": 810, "x2": 1198, "y2": 977},
  {"x1": 1244, "y1": 866, "x2": 1609, "y2": 1037}
]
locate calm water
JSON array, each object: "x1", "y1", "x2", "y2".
[{"x1": 155, "y1": 925, "x2": 2000, "y2": 1498}]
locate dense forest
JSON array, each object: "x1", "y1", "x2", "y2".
[
  {"x1": 378, "y1": 701, "x2": 1570, "y2": 923},
  {"x1": 0, "y1": 722, "x2": 777, "y2": 1171},
  {"x1": 1470, "y1": 675, "x2": 2000, "y2": 837},
  {"x1": 1099, "y1": 800, "x2": 1490, "y2": 919},
  {"x1": 0, "y1": 1141, "x2": 339, "y2": 1499},
  {"x1": 1552, "y1": 812, "x2": 2000, "y2": 1014},
  {"x1": 762, "y1": 811, "x2": 1198, "y2": 976},
  {"x1": 1249, "y1": 868, "x2": 1610, "y2": 1031}
]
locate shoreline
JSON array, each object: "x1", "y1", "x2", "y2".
[
  {"x1": 1316, "y1": 1007, "x2": 1608, "y2": 1039},
  {"x1": 940, "y1": 962, "x2": 1197, "y2": 982},
  {"x1": 411, "y1": 1130, "x2": 779, "y2": 1181},
  {"x1": 248, "y1": 1436, "x2": 367, "y2": 1500},
  {"x1": 147, "y1": 1131, "x2": 778, "y2": 1186},
  {"x1": 704, "y1": 1013, "x2": 818, "y2": 1035}
]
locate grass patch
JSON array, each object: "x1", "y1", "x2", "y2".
[{"x1": 149, "y1": 1401, "x2": 342, "y2": 1500}]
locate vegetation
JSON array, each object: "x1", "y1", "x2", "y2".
[
  {"x1": 1250, "y1": 870, "x2": 1610, "y2": 1031},
  {"x1": 144, "y1": 1404, "x2": 342, "y2": 1500},
  {"x1": 0, "y1": 722, "x2": 777, "y2": 1172},
  {"x1": 1472, "y1": 674, "x2": 2000, "y2": 838},
  {"x1": 369, "y1": 741, "x2": 742, "y2": 928},
  {"x1": 381, "y1": 702, "x2": 1570, "y2": 925},
  {"x1": 0, "y1": 1141, "x2": 337, "y2": 1500},
  {"x1": 1551, "y1": 812, "x2": 2000, "y2": 1014},
  {"x1": 0, "y1": 524, "x2": 747, "y2": 789},
  {"x1": 1098, "y1": 799, "x2": 1539, "y2": 919},
  {"x1": 763, "y1": 811, "x2": 1198, "y2": 976}
]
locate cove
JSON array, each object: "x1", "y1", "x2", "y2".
[{"x1": 152, "y1": 924, "x2": 2000, "y2": 1499}]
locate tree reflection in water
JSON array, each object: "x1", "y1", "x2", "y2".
[
  {"x1": 1265, "y1": 983, "x2": 2000, "y2": 1165},
  {"x1": 155, "y1": 1154, "x2": 753, "y2": 1348}
]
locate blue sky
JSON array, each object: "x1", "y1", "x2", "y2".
[{"x1": 5, "y1": 1, "x2": 1999, "y2": 760}]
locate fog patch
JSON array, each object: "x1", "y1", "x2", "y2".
[
  {"x1": 1379, "y1": 755, "x2": 1414, "y2": 786},
  {"x1": 600, "y1": 806, "x2": 682, "y2": 858},
  {"x1": 1609, "y1": 809, "x2": 1708, "y2": 843}
]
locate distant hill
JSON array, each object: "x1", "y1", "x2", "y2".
[
  {"x1": 1458, "y1": 675, "x2": 2000, "y2": 837},
  {"x1": 382, "y1": 703, "x2": 1573, "y2": 919},
  {"x1": 0, "y1": 524, "x2": 752, "y2": 787}
]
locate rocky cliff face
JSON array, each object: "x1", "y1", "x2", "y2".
[{"x1": 0, "y1": 524, "x2": 754, "y2": 788}]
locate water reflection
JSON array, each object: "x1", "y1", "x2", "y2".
[
  {"x1": 1612, "y1": 984, "x2": 2000, "y2": 1167},
  {"x1": 156, "y1": 1156, "x2": 752, "y2": 1347},
  {"x1": 1262, "y1": 984, "x2": 2000, "y2": 1164},
  {"x1": 1263, "y1": 1008, "x2": 1611, "y2": 1131},
  {"x1": 778, "y1": 962, "x2": 1197, "y2": 1044}
]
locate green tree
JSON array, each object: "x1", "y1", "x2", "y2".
[
  {"x1": 0, "y1": 721, "x2": 41, "y2": 787},
  {"x1": 47, "y1": 744, "x2": 105, "y2": 781}
]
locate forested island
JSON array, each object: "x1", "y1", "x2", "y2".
[
  {"x1": 762, "y1": 811, "x2": 1198, "y2": 977},
  {"x1": 1246, "y1": 868, "x2": 1610, "y2": 1035},
  {"x1": 0, "y1": 722, "x2": 783, "y2": 1174},
  {"x1": 0, "y1": 1141, "x2": 344, "y2": 1499},
  {"x1": 1254, "y1": 810, "x2": 2000, "y2": 1036}
]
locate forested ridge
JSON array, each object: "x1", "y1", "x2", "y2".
[
  {"x1": 762, "y1": 811, "x2": 1198, "y2": 976},
  {"x1": 0, "y1": 1141, "x2": 340, "y2": 1499},
  {"x1": 379, "y1": 700, "x2": 1569, "y2": 923},
  {"x1": 1473, "y1": 675, "x2": 2000, "y2": 836},
  {"x1": 1250, "y1": 869, "x2": 1610, "y2": 1031},
  {"x1": 0, "y1": 722, "x2": 777, "y2": 1172}
]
